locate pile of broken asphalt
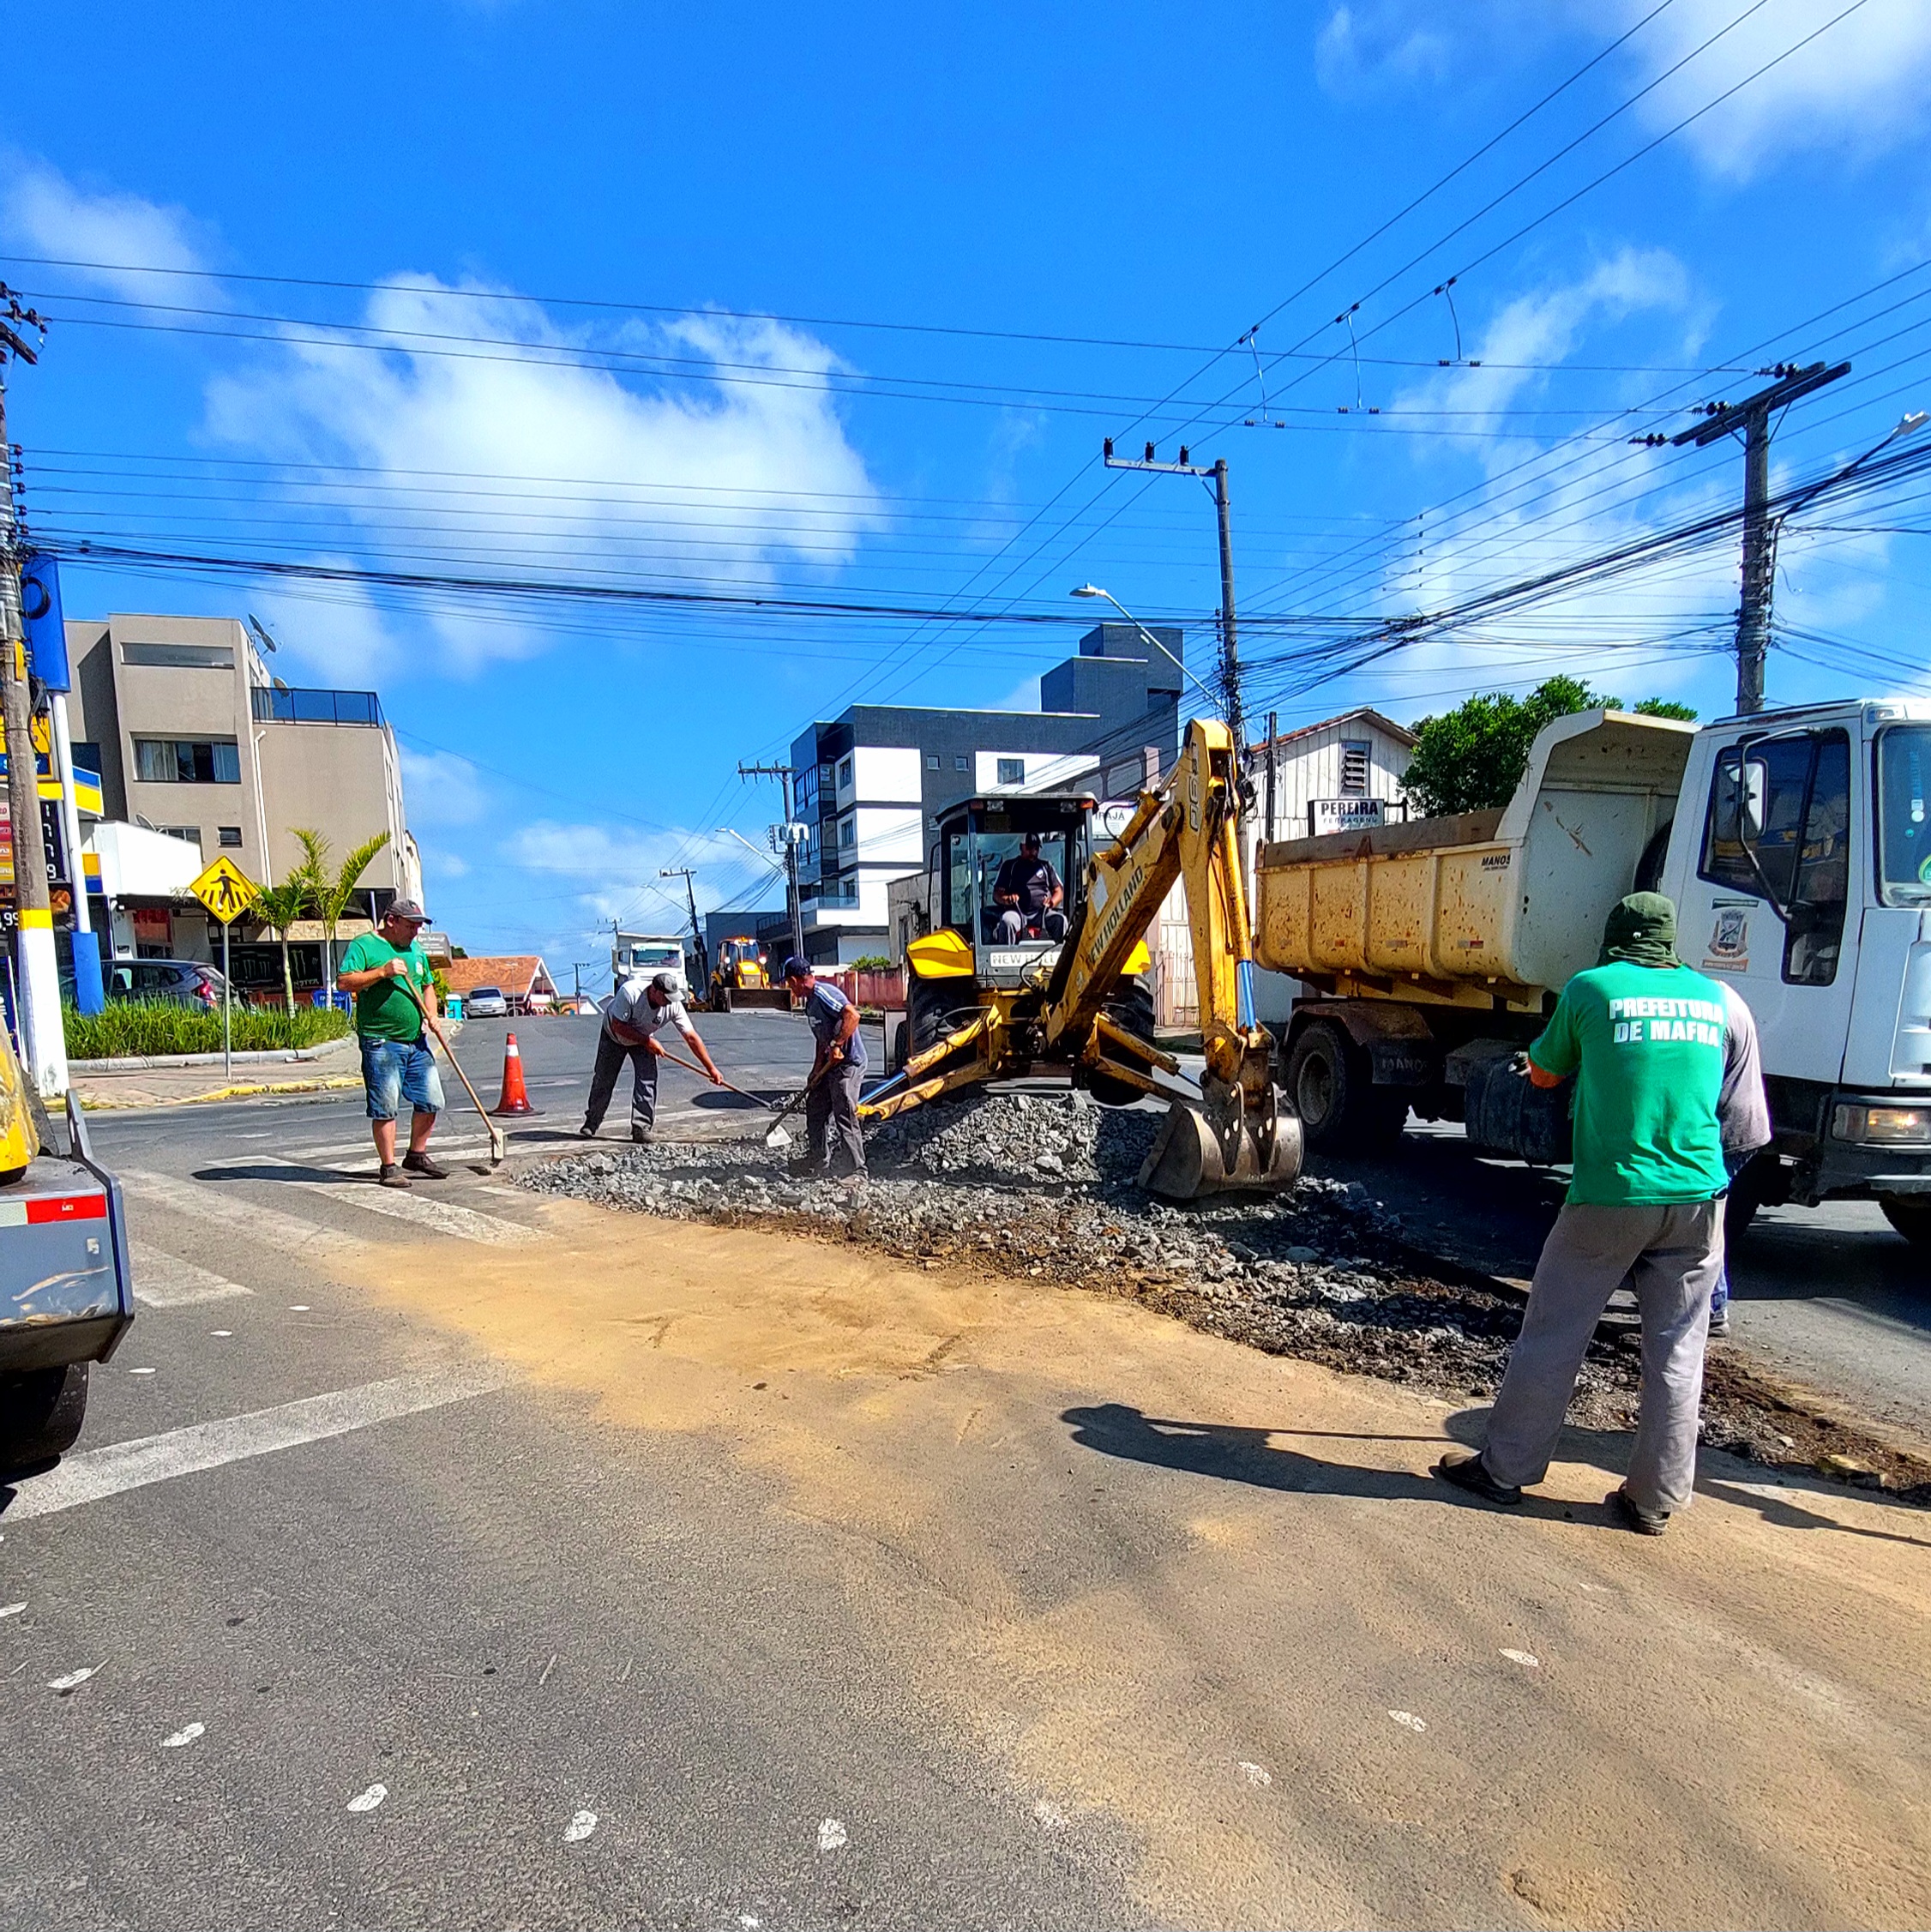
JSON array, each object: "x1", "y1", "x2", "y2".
[{"x1": 522, "y1": 1090, "x2": 1931, "y2": 1504}]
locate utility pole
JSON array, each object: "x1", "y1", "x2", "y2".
[
  {"x1": 738, "y1": 761, "x2": 805, "y2": 962},
  {"x1": 659, "y1": 866, "x2": 707, "y2": 989},
  {"x1": 1103, "y1": 441, "x2": 1243, "y2": 751},
  {"x1": 1667, "y1": 359, "x2": 1850, "y2": 716},
  {"x1": 0, "y1": 287, "x2": 63, "y2": 1097}
]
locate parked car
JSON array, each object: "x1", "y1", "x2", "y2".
[
  {"x1": 464, "y1": 985, "x2": 508, "y2": 1018},
  {"x1": 105, "y1": 959, "x2": 229, "y2": 1009}
]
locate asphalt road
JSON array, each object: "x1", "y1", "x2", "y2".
[{"x1": 3, "y1": 1011, "x2": 1926, "y2": 1925}]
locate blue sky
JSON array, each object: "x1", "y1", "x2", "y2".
[{"x1": 7, "y1": 1, "x2": 1931, "y2": 971}]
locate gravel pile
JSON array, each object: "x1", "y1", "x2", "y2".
[{"x1": 521, "y1": 1089, "x2": 1929, "y2": 1495}]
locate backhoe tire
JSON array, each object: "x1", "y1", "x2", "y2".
[
  {"x1": 0, "y1": 1362, "x2": 88, "y2": 1479},
  {"x1": 1284, "y1": 1020, "x2": 1407, "y2": 1153},
  {"x1": 713, "y1": 983, "x2": 732, "y2": 1015},
  {"x1": 1086, "y1": 976, "x2": 1157, "y2": 1109},
  {"x1": 907, "y1": 977, "x2": 978, "y2": 1062},
  {"x1": 1880, "y1": 1195, "x2": 1931, "y2": 1250},
  {"x1": 890, "y1": 1020, "x2": 909, "y2": 1074}
]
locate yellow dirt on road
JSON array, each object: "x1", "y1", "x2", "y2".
[{"x1": 358, "y1": 1195, "x2": 1931, "y2": 1929}]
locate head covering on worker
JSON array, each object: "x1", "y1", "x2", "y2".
[
  {"x1": 1599, "y1": 891, "x2": 1678, "y2": 969},
  {"x1": 649, "y1": 970, "x2": 689, "y2": 1000},
  {"x1": 781, "y1": 954, "x2": 813, "y2": 984}
]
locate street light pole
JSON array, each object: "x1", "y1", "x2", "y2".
[
  {"x1": 0, "y1": 292, "x2": 63, "y2": 1096},
  {"x1": 1100, "y1": 442, "x2": 1243, "y2": 748}
]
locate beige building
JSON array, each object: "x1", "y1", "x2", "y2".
[{"x1": 63, "y1": 613, "x2": 423, "y2": 969}]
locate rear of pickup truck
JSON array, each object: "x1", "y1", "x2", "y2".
[{"x1": 0, "y1": 1050, "x2": 134, "y2": 1478}]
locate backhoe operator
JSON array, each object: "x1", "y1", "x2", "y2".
[{"x1": 994, "y1": 833, "x2": 1067, "y2": 942}]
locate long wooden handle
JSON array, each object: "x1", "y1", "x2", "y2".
[
  {"x1": 400, "y1": 976, "x2": 497, "y2": 1128},
  {"x1": 653, "y1": 1044, "x2": 778, "y2": 1110}
]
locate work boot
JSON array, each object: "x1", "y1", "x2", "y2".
[
  {"x1": 403, "y1": 1151, "x2": 448, "y2": 1180},
  {"x1": 1432, "y1": 1449, "x2": 1523, "y2": 1508},
  {"x1": 1608, "y1": 1485, "x2": 1670, "y2": 1536},
  {"x1": 578, "y1": 1122, "x2": 598, "y2": 1139},
  {"x1": 378, "y1": 1163, "x2": 412, "y2": 1189},
  {"x1": 1707, "y1": 1309, "x2": 1730, "y2": 1337},
  {"x1": 631, "y1": 1126, "x2": 653, "y2": 1145}
]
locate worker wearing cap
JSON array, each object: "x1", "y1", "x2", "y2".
[
  {"x1": 582, "y1": 969, "x2": 723, "y2": 1144},
  {"x1": 337, "y1": 898, "x2": 446, "y2": 1189},
  {"x1": 1435, "y1": 892, "x2": 1769, "y2": 1534},
  {"x1": 780, "y1": 956, "x2": 867, "y2": 1179},
  {"x1": 994, "y1": 833, "x2": 1067, "y2": 942}
]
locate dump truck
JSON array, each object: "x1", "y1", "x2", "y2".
[
  {"x1": 864, "y1": 717, "x2": 1300, "y2": 1200},
  {"x1": 0, "y1": 1023, "x2": 135, "y2": 1478},
  {"x1": 707, "y1": 936, "x2": 788, "y2": 1012},
  {"x1": 611, "y1": 931, "x2": 691, "y2": 988},
  {"x1": 1254, "y1": 698, "x2": 1931, "y2": 1242}
]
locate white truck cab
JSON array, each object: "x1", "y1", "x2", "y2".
[{"x1": 1658, "y1": 698, "x2": 1931, "y2": 1233}]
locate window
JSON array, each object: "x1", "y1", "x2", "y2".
[
  {"x1": 120, "y1": 641, "x2": 234, "y2": 669},
  {"x1": 1700, "y1": 729, "x2": 1850, "y2": 986},
  {"x1": 217, "y1": 826, "x2": 243, "y2": 848},
  {"x1": 1877, "y1": 725, "x2": 1931, "y2": 905},
  {"x1": 997, "y1": 757, "x2": 1025, "y2": 785},
  {"x1": 837, "y1": 756, "x2": 853, "y2": 788},
  {"x1": 954, "y1": 755, "x2": 969, "y2": 773},
  {"x1": 156, "y1": 825, "x2": 202, "y2": 849},
  {"x1": 1340, "y1": 739, "x2": 1371, "y2": 795},
  {"x1": 133, "y1": 737, "x2": 240, "y2": 784},
  {"x1": 839, "y1": 817, "x2": 856, "y2": 847},
  {"x1": 925, "y1": 754, "x2": 940, "y2": 771}
]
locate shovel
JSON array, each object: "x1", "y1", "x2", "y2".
[
  {"x1": 760, "y1": 1058, "x2": 833, "y2": 1153},
  {"x1": 653, "y1": 1044, "x2": 787, "y2": 1118},
  {"x1": 402, "y1": 977, "x2": 507, "y2": 1168}
]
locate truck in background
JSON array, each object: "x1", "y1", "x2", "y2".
[
  {"x1": 0, "y1": 1026, "x2": 135, "y2": 1478},
  {"x1": 1254, "y1": 701, "x2": 1931, "y2": 1244},
  {"x1": 610, "y1": 931, "x2": 694, "y2": 992}
]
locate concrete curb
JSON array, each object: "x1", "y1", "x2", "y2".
[
  {"x1": 79, "y1": 1074, "x2": 367, "y2": 1111},
  {"x1": 70, "y1": 1044, "x2": 342, "y2": 1072}
]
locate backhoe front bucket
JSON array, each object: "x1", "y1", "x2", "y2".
[{"x1": 1138, "y1": 1092, "x2": 1303, "y2": 1201}]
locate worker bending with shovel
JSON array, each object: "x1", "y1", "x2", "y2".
[
  {"x1": 581, "y1": 969, "x2": 723, "y2": 1143},
  {"x1": 779, "y1": 956, "x2": 867, "y2": 1182}
]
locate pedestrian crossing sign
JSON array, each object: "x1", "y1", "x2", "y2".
[{"x1": 189, "y1": 854, "x2": 260, "y2": 924}]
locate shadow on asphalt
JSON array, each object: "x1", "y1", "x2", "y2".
[{"x1": 1064, "y1": 1401, "x2": 1931, "y2": 1542}]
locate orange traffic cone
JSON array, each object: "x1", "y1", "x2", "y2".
[{"x1": 491, "y1": 1032, "x2": 541, "y2": 1116}]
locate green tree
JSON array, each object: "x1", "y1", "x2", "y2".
[
  {"x1": 250, "y1": 834, "x2": 322, "y2": 1016},
  {"x1": 298, "y1": 829, "x2": 394, "y2": 996},
  {"x1": 1400, "y1": 677, "x2": 1698, "y2": 818}
]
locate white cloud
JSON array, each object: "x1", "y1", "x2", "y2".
[
  {"x1": 1622, "y1": 0, "x2": 1931, "y2": 179},
  {"x1": 247, "y1": 572, "x2": 401, "y2": 685},
  {"x1": 204, "y1": 277, "x2": 883, "y2": 673},
  {"x1": 506, "y1": 821, "x2": 784, "y2": 927},
  {"x1": 400, "y1": 746, "x2": 489, "y2": 829},
  {"x1": 0, "y1": 157, "x2": 214, "y2": 304},
  {"x1": 1312, "y1": 1, "x2": 1931, "y2": 176}
]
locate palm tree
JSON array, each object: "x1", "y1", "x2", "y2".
[
  {"x1": 308, "y1": 830, "x2": 393, "y2": 999},
  {"x1": 251, "y1": 838, "x2": 322, "y2": 1015}
]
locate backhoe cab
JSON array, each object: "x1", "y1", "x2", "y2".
[{"x1": 865, "y1": 719, "x2": 1302, "y2": 1201}]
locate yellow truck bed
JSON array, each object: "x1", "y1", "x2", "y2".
[{"x1": 1253, "y1": 709, "x2": 1697, "y2": 1008}]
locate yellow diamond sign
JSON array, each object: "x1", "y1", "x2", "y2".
[{"x1": 189, "y1": 854, "x2": 260, "y2": 925}]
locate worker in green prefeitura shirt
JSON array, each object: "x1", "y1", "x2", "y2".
[{"x1": 1436, "y1": 892, "x2": 1770, "y2": 1536}]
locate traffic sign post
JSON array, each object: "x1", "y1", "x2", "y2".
[{"x1": 189, "y1": 856, "x2": 260, "y2": 1083}]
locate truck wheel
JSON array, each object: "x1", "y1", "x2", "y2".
[
  {"x1": 0, "y1": 1363, "x2": 89, "y2": 1478},
  {"x1": 1284, "y1": 1020, "x2": 1406, "y2": 1152},
  {"x1": 1880, "y1": 1195, "x2": 1931, "y2": 1249},
  {"x1": 1086, "y1": 978, "x2": 1158, "y2": 1108},
  {"x1": 891, "y1": 1020, "x2": 909, "y2": 1074},
  {"x1": 908, "y1": 978, "x2": 975, "y2": 1059}
]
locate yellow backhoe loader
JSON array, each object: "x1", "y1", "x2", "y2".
[
  {"x1": 707, "y1": 936, "x2": 789, "y2": 1012},
  {"x1": 861, "y1": 717, "x2": 1301, "y2": 1200}
]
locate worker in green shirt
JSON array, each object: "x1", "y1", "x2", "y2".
[
  {"x1": 1436, "y1": 893, "x2": 1769, "y2": 1535},
  {"x1": 336, "y1": 899, "x2": 447, "y2": 1189}
]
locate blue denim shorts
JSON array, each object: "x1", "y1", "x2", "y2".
[{"x1": 360, "y1": 1036, "x2": 445, "y2": 1122}]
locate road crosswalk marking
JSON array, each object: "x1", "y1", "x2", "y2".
[
  {"x1": 130, "y1": 1243, "x2": 255, "y2": 1307},
  {"x1": 4, "y1": 1363, "x2": 517, "y2": 1520},
  {"x1": 120, "y1": 1169, "x2": 366, "y2": 1257},
  {"x1": 262, "y1": 1161, "x2": 539, "y2": 1245}
]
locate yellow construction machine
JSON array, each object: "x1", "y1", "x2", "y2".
[
  {"x1": 862, "y1": 717, "x2": 1301, "y2": 1200},
  {"x1": 707, "y1": 936, "x2": 789, "y2": 1012}
]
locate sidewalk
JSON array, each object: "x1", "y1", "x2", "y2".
[{"x1": 72, "y1": 1032, "x2": 365, "y2": 1110}]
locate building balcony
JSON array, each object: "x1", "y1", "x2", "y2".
[{"x1": 251, "y1": 687, "x2": 384, "y2": 726}]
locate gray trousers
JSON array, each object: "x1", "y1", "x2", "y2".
[
  {"x1": 1483, "y1": 1201, "x2": 1723, "y2": 1514},
  {"x1": 805, "y1": 1060, "x2": 867, "y2": 1175},
  {"x1": 585, "y1": 1029, "x2": 659, "y2": 1133}
]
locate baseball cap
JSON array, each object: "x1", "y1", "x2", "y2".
[
  {"x1": 781, "y1": 954, "x2": 812, "y2": 980},
  {"x1": 387, "y1": 897, "x2": 430, "y2": 924}
]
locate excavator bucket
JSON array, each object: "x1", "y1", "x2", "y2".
[{"x1": 1138, "y1": 1092, "x2": 1303, "y2": 1201}]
